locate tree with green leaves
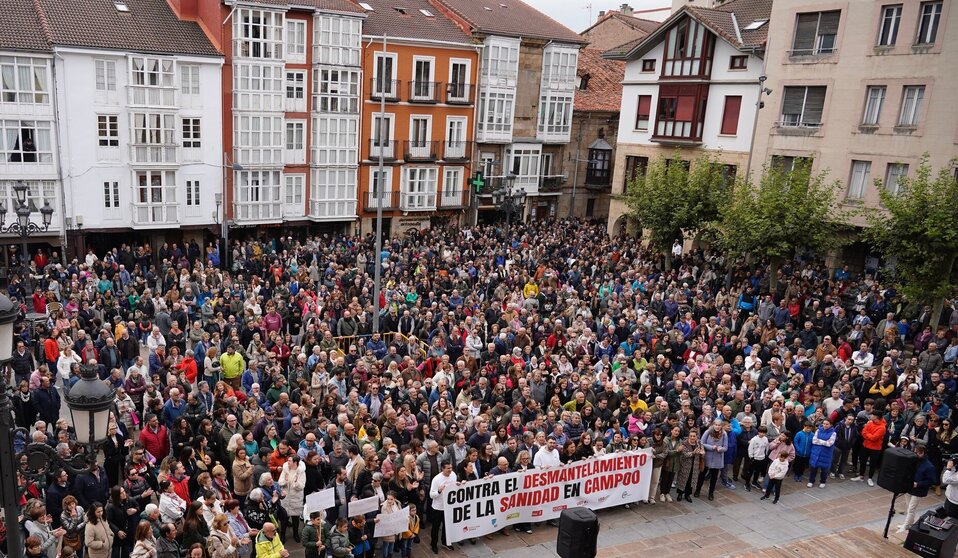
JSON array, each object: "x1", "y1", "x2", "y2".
[
  {"x1": 714, "y1": 158, "x2": 848, "y2": 293},
  {"x1": 621, "y1": 150, "x2": 727, "y2": 270},
  {"x1": 866, "y1": 155, "x2": 958, "y2": 329}
]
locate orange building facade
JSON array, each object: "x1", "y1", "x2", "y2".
[{"x1": 356, "y1": 1, "x2": 478, "y2": 235}]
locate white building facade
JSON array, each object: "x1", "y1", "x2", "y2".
[
  {"x1": 605, "y1": 1, "x2": 771, "y2": 233},
  {"x1": 56, "y1": 49, "x2": 223, "y2": 235}
]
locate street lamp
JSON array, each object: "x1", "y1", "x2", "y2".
[
  {"x1": 0, "y1": 292, "x2": 114, "y2": 557},
  {"x1": 491, "y1": 173, "x2": 526, "y2": 229},
  {"x1": 0, "y1": 181, "x2": 54, "y2": 294}
]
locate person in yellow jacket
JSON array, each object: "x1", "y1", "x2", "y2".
[
  {"x1": 523, "y1": 279, "x2": 539, "y2": 299},
  {"x1": 397, "y1": 503, "x2": 420, "y2": 558},
  {"x1": 255, "y1": 522, "x2": 289, "y2": 558},
  {"x1": 219, "y1": 344, "x2": 246, "y2": 390}
]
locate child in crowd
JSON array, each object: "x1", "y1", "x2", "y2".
[{"x1": 762, "y1": 452, "x2": 790, "y2": 504}]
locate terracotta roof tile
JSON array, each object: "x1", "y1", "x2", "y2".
[
  {"x1": 37, "y1": 0, "x2": 219, "y2": 57},
  {"x1": 433, "y1": 0, "x2": 585, "y2": 44},
  {"x1": 574, "y1": 48, "x2": 623, "y2": 113},
  {"x1": 355, "y1": 0, "x2": 471, "y2": 44},
  {"x1": 290, "y1": 0, "x2": 367, "y2": 14},
  {"x1": 0, "y1": 0, "x2": 51, "y2": 52}
]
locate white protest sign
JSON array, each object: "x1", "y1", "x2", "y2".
[
  {"x1": 348, "y1": 495, "x2": 381, "y2": 516},
  {"x1": 374, "y1": 506, "x2": 409, "y2": 538},
  {"x1": 304, "y1": 488, "x2": 335, "y2": 515}
]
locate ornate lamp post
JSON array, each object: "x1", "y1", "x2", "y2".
[
  {"x1": 0, "y1": 181, "x2": 54, "y2": 292},
  {"x1": 491, "y1": 173, "x2": 527, "y2": 229},
  {"x1": 0, "y1": 293, "x2": 114, "y2": 557}
]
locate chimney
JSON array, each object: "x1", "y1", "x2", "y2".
[
  {"x1": 620, "y1": 3, "x2": 633, "y2": 16},
  {"x1": 598, "y1": 10, "x2": 605, "y2": 18}
]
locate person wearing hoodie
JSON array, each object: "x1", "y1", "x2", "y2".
[
  {"x1": 792, "y1": 422, "x2": 815, "y2": 482},
  {"x1": 807, "y1": 419, "x2": 837, "y2": 488},
  {"x1": 897, "y1": 444, "x2": 938, "y2": 533},
  {"x1": 176, "y1": 350, "x2": 199, "y2": 394}
]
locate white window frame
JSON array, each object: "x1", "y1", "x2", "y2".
[
  {"x1": 448, "y1": 58, "x2": 471, "y2": 102},
  {"x1": 368, "y1": 167, "x2": 393, "y2": 209},
  {"x1": 780, "y1": 86, "x2": 826, "y2": 127},
  {"x1": 133, "y1": 170, "x2": 178, "y2": 224},
  {"x1": 103, "y1": 181, "x2": 121, "y2": 211},
  {"x1": 0, "y1": 56, "x2": 50, "y2": 105},
  {"x1": 444, "y1": 116, "x2": 467, "y2": 159},
  {"x1": 0, "y1": 119, "x2": 54, "y2": 164},
  {"x1": 94, "y1": 59, "x2": 117, "y2": 93},
  {"x1": 541, "y1": 45, "x2": 578, "y2": 89},
  {"x1": 312, "y1": 67, "x2": 359, "y2": 113},
  {"x1": 370, "y1": 112, "x2": 395, "y2": 159},
  {"x1": 312, "y1": 115, "x2": 357, "y2": 165},
  {"x1": 233, "y1": 114, "x2": 284, "y2": 166},
  {"x1": 285, "y1": 119, "x2": 306, "y2": 164},
  {"x1": 877, "y1": 4, "x2": 902, "y2": 46},
  {"x1": 410, "y1": 56, "x2": 436, "y2": 101},
  {"x1": 482, "y1": 37, "x2": 519, "y2": 85},
  {"x1": 284, "y1": 173, "x2": 305, "y2": 216},
  {"x1": 128, "y1": 56, "x2": 176, "y2": 106},
  {"x1": 286, "y1": 19, "x2": 307, "y2": 64},
  {"x1": 233, "y1": 63, "x2": 285, "y2": 112},
  {"x1": 97, "y1": 114, "x2": 119, "y2": 147},
  {"x1": 130, "y1": 113, "x2": 176, "y2": 164},
  {"x1": 235, "y1": 169, "x2": 282, "y2": 221},
  {"x1": 235, "y1": 8, "x2": 284, "y2": 60},
  {"x1": 182, "y1": 117, "x2": 201, "y2": 149},
  {"x1": 401, "y1": 167, "x2": 438, "y2": 211},
  {"x1": 537, "y1": 92, "x2": 574, "y2": 141},
  {"x1": 861, "y1": 86, "x2": 885, "y2": 125},
  {"x1": 898, "y1": 85, "x2": 924, "y2": 126},
  {"x1": 477, "y1": 89, "x2": 515, "y2": 141},
  {"x1": 185, "y1": 179, "x2": 201, "y2": 206},
  {"x1": 916, "y1": 1, "x2": 943, "y2": 45},
  {"x1": 884, "y1": 163, "x2": 908, "y2": 195},
  {"x1": 847, "y1": 160, "x2": 871, "y2": 199},
  {"x1": 372, "y1": 53, "x2": 398, "y2": 98},
  {"x1": 441, "y1": 166, "x2": 464, "y2": 207},
  {"x1": 285, "y1": 70, "x2": 306, "y2": 112},
  {"x1": 310, "y1": 167, "x2": 356, "y2": 218},
  {"x1": 180, "y1": 64, "x2": 200, "y2": 95},
  {"x1": 314, "y1": 15, "x2": 361, "y2": 67}
]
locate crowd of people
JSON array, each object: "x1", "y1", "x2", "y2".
[{"x1": 3, "y1": 218, "x2": 958, "y2": 558}]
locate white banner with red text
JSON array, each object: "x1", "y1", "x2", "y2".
[{"x1": 443, "y1": 449, "x2": 652, "y2": 543}]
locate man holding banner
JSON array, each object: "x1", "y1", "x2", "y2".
[{"x1": 429, "y1": 461, "x2": 457, "y2": 554}]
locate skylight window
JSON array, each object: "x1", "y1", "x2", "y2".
[
  {"x1": 743, "y1": 19, "x2": 768, "y2": 31},
  {"x1": 114, "y1": 0, "x2": 130, "y2": 12},
  {"x1": 394, "y1": 6, "x2": 406, "y2": 14},
  {"x1": 359, "y1": 2, "x2": 374, "y2": 10},
  {"x1": 483, "y1": 6, "x2": 492, "y2": 11},
  {"x1": 419, "y1": 8, "x2": 434, "y2": 16}
]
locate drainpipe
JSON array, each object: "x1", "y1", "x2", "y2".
[{"x1": 51, "y1": 52, "x2": 69, "y2": 256}]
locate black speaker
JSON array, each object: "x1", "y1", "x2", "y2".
[
  {"x1": 556, "y1": 507, "x2": 599, "y2": 558},
  {"x1": 878, "y1": 446, "x2": 918, "y2": 493}
]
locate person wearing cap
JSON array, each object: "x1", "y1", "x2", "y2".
[{"x1": 301, "y1": 510, "x2": 329, "y2": 558}]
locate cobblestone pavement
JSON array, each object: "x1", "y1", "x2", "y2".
[{"x1": 280, "y1": 477, "x2": 942, "y2": 557}]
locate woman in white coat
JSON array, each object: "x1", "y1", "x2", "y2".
[{"x1": 278, "y1": 454, "x2": 307, "y2": 543}]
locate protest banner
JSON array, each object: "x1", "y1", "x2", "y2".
[
  {"x1": 348, "y1": 495, "x2": 381, "y2": 516},
  {"x1": 374, "y1": 506, "x2": 410, "y2": 538},
  {"x1": 443, "y1": 449, "x2": 651, "y2": 543},
  {"x1": 304, "y1": 488, "x2": 335, "y2": 516}
]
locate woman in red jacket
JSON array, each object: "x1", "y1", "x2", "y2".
[{"x1": 853, "y1": 411, "x2": 886, "y2": 486}]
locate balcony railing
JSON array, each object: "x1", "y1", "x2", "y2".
[
  {"x1": 540, "y1": 175, "x2": 565, "y2": 191},
  {"x1": 127, "y1": 86, "x2": 176, "y2": 107},
  {"x1": 132, "y1": 203, "x2": 178, "y2": 226},
  {"x1": 404, "y1": 140, "x2": 438, "y2": 161},
  {"x1": 408, "y1": 81, "x2": 441, "y2": 103},
  {"x1": 445, "y1": 82, "x2": 474, "y2": 105},
  {"x1": 130, "y1": 144, "x2": 178, "y2": 165},
  {"x1": 400, "y1": 191, "x2": 436, "y2": 211},
  {"x1": 368, "y1": 139, "x2": 397, "y2": 161},
  {"x1": 439, "y1": 186, "x2": 470, "y2": 209},
  {"x1": 370, "y1": 79, "x2": 401, "y2": 102},
  {"x1": 443, "y1": 141, "x2": 471, "y2": 161},
  {"x1": 234, "y1": 202, "x2": 282, "y2": 222},
  {"x1": 364, "y1": 190, "x2": 399, "y2": 211}
]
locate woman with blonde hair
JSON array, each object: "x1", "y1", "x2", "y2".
[
  {"x1": 130, "y1": 520, "x2": 158, "y2": 558},
  {"x1": 207, "y1": 513, "x2": 240, "y2": 558}
]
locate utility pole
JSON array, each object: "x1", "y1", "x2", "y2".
[{"x1": 372, "y1": 33, "x2": 387, "y2": 334}]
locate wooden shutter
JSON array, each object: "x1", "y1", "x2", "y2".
[
  {"x1": 792, "y1": 13, "x2": 818, "y2": 53},
  {"x1": 803, "y1": 86, "x2": 827, "y2": 124},
  {"x1": 721, "y1": 96, "x2": 742, "y2": 135},
  {"x1": 676, "y1": 96, "x2": 695, "y2": 120}
]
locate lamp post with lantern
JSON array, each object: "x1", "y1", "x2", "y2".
[
  {"x1": 0, "y1": 293, "x2": 115, "y2": 557},
  {"x1": 0, "y1": 181, "x2": 55, "y2": 292},
  {"x1": 491, "y1": 173, "x2": 527, "y2": 230}
]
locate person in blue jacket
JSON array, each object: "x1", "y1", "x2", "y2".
[
  {"x1": 807, "y1": 419, "x2": 837, "y2": 487},
  {"x1": 897, "y1": 444, "x2": 938, "y2": 533},
  {"x1": 792, "y1": 422, "x2": 815, "y2": 482}
]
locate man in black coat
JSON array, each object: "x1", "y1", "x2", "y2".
[
  {"x1": 32, "y1": 376, "x2": 60, "y2": 425},
  {"x1": 45, "y1": 469, "x2": 71, "y2": 528},
  {"x1": 73, "y1": 458, "x2": 110, "y2": 510},
  {"x1": 11, "y1": 339, "x2": 34, "y2": 386}
]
